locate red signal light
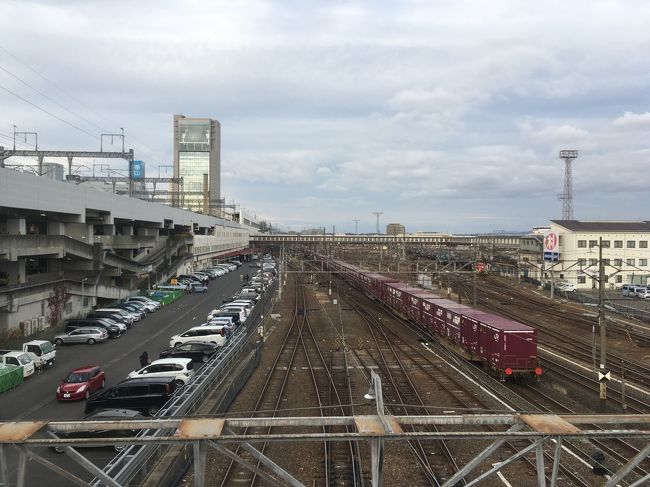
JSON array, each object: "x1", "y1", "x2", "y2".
[
  {"x1": 535, "y1": 367, "x2": 542, "y2": 376},
  {"x1": 505, "y1": 368, "x2": 513, "y2": 376}
]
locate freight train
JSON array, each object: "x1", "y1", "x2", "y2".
[{"x1": 312, "y1": 254, "x2": 541, "y2": 381}]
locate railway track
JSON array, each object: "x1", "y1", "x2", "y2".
[
  {"x1": 311, "y1": 256, "x2": 649, "y2": 486},
  {"x1": 336, "y1": 284, "x2": 595, "y2": 487},
  {"x1": 219, "y1": 277, "x2": 313, "y2": 486}
]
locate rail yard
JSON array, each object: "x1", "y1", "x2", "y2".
[
  {"x1": 2, "y1": 247, "x2": 650, "y2": 486},
  {"x1": 175, "y1": 248, "x2": 650, "y2": 486}
]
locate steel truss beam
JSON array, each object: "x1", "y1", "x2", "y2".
[
  {"x1": 0, "y1": 149, "x2": 132, "y2": 162},
  {"x1": 2, "y1": 414, "x2": 650, "y2": 487}
]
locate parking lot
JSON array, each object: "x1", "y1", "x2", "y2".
[{"x1": 0, "y1": 263, "x2": 254, "y2": 486}]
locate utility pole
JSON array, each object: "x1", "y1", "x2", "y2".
[
  {"x1": 598, "y1": 236, "x2": 607, "y2": 407},
  {"x1": 353, "y1": 219, "x2": 360, "y2": 234},
  {"x1": 372, "y1": 212, "x2": 383, "y2": 235}
]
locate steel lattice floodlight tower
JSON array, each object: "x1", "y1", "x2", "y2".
[
  {"x1": 558, "y1": 150, "x2": 578, "y2": 220},
  {"x1": 372, "y1": 212, "x2": 383, "y2": 235}
]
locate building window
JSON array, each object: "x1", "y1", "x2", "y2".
[
  {"x1": 577, "y1": 258, "x2": 586, "y2": 266},
  {"x1": 640, "y1": 240, "x2": 648, "y2": 249},
  {"x1": 640, "y1": 259, "x2": 648, "y2": 266},
  {"x1": 589, "y1": 240, "x2": 598, "y2": 248},
  {"x1": 616, "y1": 275, "x2": 622, "y2": 283},
  {"x1": 577, "y1": 275, "x2": 586, "y2": 284},
  {"x1": 600, "y1": 240, "x2": 610, "y2": 247},
  {"x1": 614, "y1": 259, "x2": 622, "y2": 266},
  {"x1": 589, "y1": 258, "x2": 598, "y2": 266},
  {"x1": 602, "y1": 259, "x2": 610, "y2": 266},
  {"x1": 627, "y1": 258, "x2": 635, "y2": 266},
  {"x1": 577, "y1": 240, "x2": 587, "y2": 248},
  {"x1": 614, "y1": 240, "x2": 623, "y2": 248},
  {"x1": 627, "y1": 240, "x2": 636, "y2": 248}
]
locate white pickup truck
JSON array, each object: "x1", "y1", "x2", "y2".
[
  {"x1": 22, "y1": 340, "x2": 56, "y2": 368},
  {"x1": 0, "y1": 350, "x2": 36, "y2": 378}
]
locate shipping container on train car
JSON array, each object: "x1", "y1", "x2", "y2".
[
  {"x1": 459, "y1": 309, "x2": 493, "y2": 359},
  {"x1": 359, "y1": 273, "x2": 398, "y2": 301},
  {"x1": 383, "y1": 282, "x2": 406, "y2": 312},
  {"x1": 477, "y1": 314, "x2": 538, "y2": 377},
  {"x1": 419, "y1": 295, "x2": 447, "y2": 336},
  {"x1": 404, "y1": 291, "x2": 443, "y2": 324},
  {"x1": 442, "y1": 303, "x2": 473, "y2": 346},
  {"x1": 430, "y1": 299, "x2": 461, "y2": 337}
]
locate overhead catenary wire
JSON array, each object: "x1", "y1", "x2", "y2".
[
  {"x1": 0, "y1": 62, "x2": 110, "y2": 135},
  {"x1": 0, "y1": 45, "x2": 173, "y2": 177},
  {"x1": 0, "y1": 81, "x2": 100, "y2": 141}
]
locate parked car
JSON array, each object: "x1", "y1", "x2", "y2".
[
  {"x1": 159, "y1": 341, "x2": 220, "y2": 362},
  {"x1": 53, "y1": 408, "x2": 144, "y2": 453},
  {"x1": 115, "y1": 302, "x2": 147, "y2": 319},
  {"x1": 219, "y1": 305, "x2": 248, "y2": 322},
  {"x1": 56, "y1": 366, "x2": 106, "y2": 401},
  {"x1": 190, "y1": 283, "x2": 208, "y2": 293},
  {"x1": 86, "y1": 310, "x2": 133, "y2": 328},
  {"x1": 53, "y1": 328, "x2": 108, "y2": 345},
  {"x1": 555, "y1": 281, "x2": 577, "y2": 292},
  {"x1": 125, "y1": 296, "x2": 161, "y2": 311},
  {"x1": 127, "y1": 358, "x2": 194, "y2": 387},
  {"x1": 209, "y1": 311, "x2": 242, "y2": 328},
  {"x1": 85, "y1": 376, "x2": 177, "y2": 416},
  {"x1": 636, "y1": 289, "x2": 650, "y2": 299},
  {"x1": 169, "y1": 325, "x2": 227, "y2": 348},
  {"x1": 66, "y1": 319, "x2": 122, "y2": 339},
  {"x1": 621, "y1": 284, "x2": 646, "y2": 297},
  {"x1": 97, "y1": 307, "x2": 140, "y2": 323}
]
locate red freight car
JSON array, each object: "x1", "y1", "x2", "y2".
[
  {"x1": 459, "y1": 309, "x2": 493, "y2": 359},
  {"x1": 309, "y1": 253, "x2": 540, "y2": 380},
  {"x1": 383, "y1": 283, "x2": 425, "y2": 318},
  {"x1": 359, "y1": 273, "x2": 398, "y2": 301},
  {"x1": 476, "y1": 314, "x2": 539, "y2": 378}
]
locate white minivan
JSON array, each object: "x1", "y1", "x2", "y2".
[
  {"x1": 621, "y1": 285, "x2": 645, "y2": 297},
  {"x1": 169, "y1": 326, "x2": 227, "y2": 348}
]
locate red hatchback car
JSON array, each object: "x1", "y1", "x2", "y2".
[{"x1": 56, "y1": 366, "x2": 106, "y2": 401}]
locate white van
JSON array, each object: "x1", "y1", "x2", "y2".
[
  {"x1": 621, "y1": 285, "x2": 645, "y2": 297},
  {"x1": 169, "y1": 326, "x2": 227, "y2": 348}
]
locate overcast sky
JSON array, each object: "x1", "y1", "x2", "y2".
[{"x1": 1, "y1": 0, "x2": 649, "y2": 234}]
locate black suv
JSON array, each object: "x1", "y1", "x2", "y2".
[
  {"x1": 65, "y1": 319, "x2": 121, "y2": 339},
  {"x1": 85, "y1": 376, "x2": 177, "y2": 416}
]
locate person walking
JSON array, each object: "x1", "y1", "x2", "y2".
[{"x1": 139, "y1": 351, "x2": 150, "y2": 368}]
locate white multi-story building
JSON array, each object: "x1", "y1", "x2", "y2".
[{"x1": 550, "y1": 220, "x2": 650, "y2": 289}]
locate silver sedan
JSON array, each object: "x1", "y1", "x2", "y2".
[{"x1": 52, "y1": 328, "x2": 108, "y2": 345}]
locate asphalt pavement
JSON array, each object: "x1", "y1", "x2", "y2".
[{"x1": 0, "y1": 263, "x2": 252, "y2": 486}]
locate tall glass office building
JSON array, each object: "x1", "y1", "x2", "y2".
[{"x1": 173, "y1": 114, "x2": 221, "y2": 214}]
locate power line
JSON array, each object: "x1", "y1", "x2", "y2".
[
  {"x1": 0, "y1": 45, "x2": 121, "y2": 133},
  {"x1": 0, "y1": 62, "x2": 109, "y2": 134},
  {"x1": 0, "y1": 46, "x2": 167, "y2": 174},
  {"x1": 0, "y1": 81, "x2": 99, "y2": 141}
]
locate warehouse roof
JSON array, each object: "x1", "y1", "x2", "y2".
[{"x1": 551, "y1": 220, "x2": 650, "y2": 232}]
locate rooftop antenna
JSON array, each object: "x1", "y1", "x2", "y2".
[{"x1": 558, "y1": 150, "x2": 578, "y2": 220}]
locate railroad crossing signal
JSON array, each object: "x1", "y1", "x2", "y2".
[{"x1": 598, "y1": 370, "x2": 611, "y2": 382}]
